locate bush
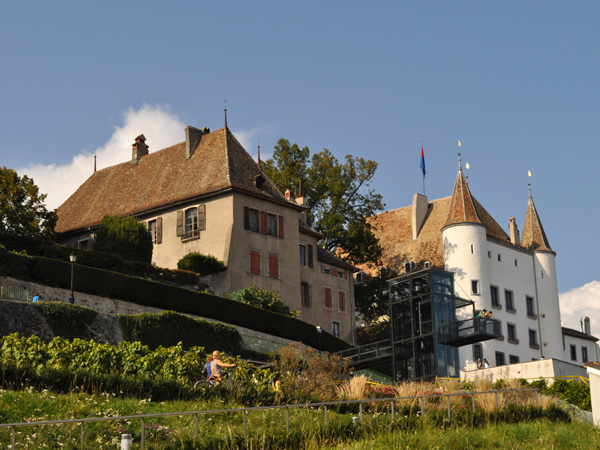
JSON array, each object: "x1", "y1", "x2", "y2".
[
  {"x1": 229, "y1": 285, "x2": 299, "y2": 318},
  {"x1": 34, "y1": 302, "x2": 98, "y2": 339},
  {"x1": 93, "y1": 214, "x2": 153, "y2": 263},
  {"x1": 178, "y1": 252, "x2": 226, "y2": 276}
]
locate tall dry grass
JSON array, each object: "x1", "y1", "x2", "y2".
[{"x1": 336, "y1": 375, "x2": 369, "y2": 400}]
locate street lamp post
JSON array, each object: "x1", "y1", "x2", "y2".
[
  {"x1": 316, "y1": 325, "x2": 322, "y2": 354},
  {"x1": 69, "y1": 253, "x2": 76, "y2": 304}
]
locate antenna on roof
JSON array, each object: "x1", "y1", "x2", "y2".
[
  {"x1": 224, "y1": 99, "x2": 228, "y2": 129},
  {"x1": 257, "y1": 138, "x2": 261, "y2": 168}
]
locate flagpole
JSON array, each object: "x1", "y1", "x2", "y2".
[{"x1": 420, "y1": 141, "x2": 426, "y2": 195}]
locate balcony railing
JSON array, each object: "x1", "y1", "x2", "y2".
[{"x1": 438, "y1": 317, "x2": 501, "y2": 346}]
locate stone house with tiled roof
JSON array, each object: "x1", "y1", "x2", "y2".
[
  {"x1": 367, "y1": 155, "x2": 599, "y2": 370},
  {"x1": 56, "y1": 124, "x2": 355, "y2": 343}
]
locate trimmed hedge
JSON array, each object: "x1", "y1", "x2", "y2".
[
  {"x1": 119, "y1": 311, "x2": 242, "y2": 354},
  {"x1": 0, "y1": 248, "x2": 349, "y2": 352},
  {"x1": 0, "y1": 233, "x2": 200, "y2": 286},
  {"x1": 178, "y1": 252, "x2": 226, "y2": 276},
  {"x1": 34, "y1": 302, "x2": 98, "y2": 340}
]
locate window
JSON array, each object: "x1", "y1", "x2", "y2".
[
  {"x1": 299, "y1": 244, "x2": 307, "y2": 266},
  {"x1": 490, "y1": 286, "x2": 501, "y2": 308},
  {"x1": 514, "y1": 259, "x2": 518, "y2": 267},
  {"x1": 509, "y1": 355, "x2": 520, "y2": 364},
  {"x1": 243, "y1": 207, "x2": 283, "y2": 238},
  {"x1": 488, "y1": 251, "x2": 492, "y2": 258},
  {"x1": 301, "y1": 282, "x2": 311, "y2": 307},
  {"x1": 505, "y1": 290, "x2": 515, "y2": 312},
  {"x1": 570, "y1": 344, "x2": 577, "y2": 361},
  {"x1": 185, "y1": 207, "x2": 198, "y2": 238},
  {"x1": 470, "y1": 245, "x2": 474, "y2": 254},
  {"x1": 525, "y1": 296, "x2": 535, "y2": 318},
  {"x1": 332, "y1": 321, "x2": 340, "y2": 338},
  {"x1": 471, "y1": 280, "x2": 480, "y2": 295},
  {"x1": 268, "y1": 213, "x2": 278, "y2": 237},
  {"x1": 322, "y1": 266, "x2": 331, "y2": 274},
  {"x1": 147, "y1": 218, "x2": 163, "y2": 244},
  {"x1": 582, "y1": 347, "x2": 589, "y2": 363},
  {"x1": 338, "y1": 291, "x2": 346, "y2": 312},
  {"x1": 495, "y1": 351, "x2": 506, "y2": 367},
  {"x1": 324, "y1": 287, "x2": 333, "y2": 309},
  {"x1": 177, "y1": 205, "x2": 205, "y2": 239},
  {"x1": 78, "y1": 239, "x2": 90, "y2": 250},
  {"x1": 268, "y1": 253, "x2": 280, "y2": 279},
  {"x1": 507, "y1": 323, "x2": 518, "y2": 344},
  {"x1": 250, "y1": 249, "x2": 261, "y2": 275},
  {"x1": 337, "y1": 270, "x2": 346, "y2": 279},
  {"x1": 248, "y1": 208, "x2": 259, "y2": 232},
  {"x1": 528, "y1": 329, "x2": 539, "y2": 349},
  {"x1": 473, "y1": 344, "x2": 483, "y2": 363},
  {"x1": 497, "y1": 254, "x2": 502, "y2": 262}
]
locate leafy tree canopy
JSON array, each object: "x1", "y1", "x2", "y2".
[
  {"x1": 92, "y1": 214, "x2": 153, "y2": 263},
  {"x1": 229, "y1": 285, "x2": 299, "y2": 318},
  {"x1": 0, "y1": 166, "x2": 57, "y2": 238},
  {"x1": 262, "y1": 139, "x2": 384, "y2": 267},
  {"x1": 354, "y1": 267, "x2": 397, "y2": 325}
]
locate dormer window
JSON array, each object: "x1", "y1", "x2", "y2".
[{"x1": 253, "y1": 174, "x2": 265, "y2": 188}]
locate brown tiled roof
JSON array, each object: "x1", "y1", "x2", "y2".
[
  {"x1": 317, "y1": 246, "x2": 357, "y2": 272},
  {"x1": 520, "y1": 194, "x2": 552, "y2": 252},
  {"x1": 56, "y1": 128, "x2": 298, "y2": 233},
  {"x1": 445, "y1": 168, "x2": 482, "y2": 227}
]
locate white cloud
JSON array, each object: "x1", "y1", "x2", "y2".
[
  {"x1": 233, "y1": 125, "x2": 275, "y2": 161},
  {"x1": 17, "y1": 104, "x2": 186, "y2": 210},
  {"x1": 559, "y1": 280, "x2": 600, "y2": 332}
]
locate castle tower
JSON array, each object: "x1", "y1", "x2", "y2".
[{"x1": 520, "y1": 185, "x2": 562, "y2": 359}]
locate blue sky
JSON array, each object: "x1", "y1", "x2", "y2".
[{"x1": 1, "y1": 1, "x2": 598, "y2": 329}]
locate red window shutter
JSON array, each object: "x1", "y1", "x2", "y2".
[
  {"x1": 260, "y1": 211, "x2": 268, "y2": 235},
  {"x1": 344, "y1": 270, "x2": 348, "y2": 280},
  {"x1": 250, "y1": 250, "x2": 261, "y2": 275},
  {"x1": 338, "y1": 291, "x2": 346, "y2": 312},
  {"x1": 268, "y1": 253, "x2": 279, "y2": 279},
  {"x1": 332, "y1": 269, "x2": 338, "y2": 277},
  {"x1": 156, "y1": 217, "x2": 163, "y2": 244},
  {"x1": 278, "y1": 215, "x2": 284, "y2": 239},
  {"x1": 325, "y1": 288, "x2": 332, "y2": 309},
  {"x1": 308, "y1": 245, "x2": 313, "y2": 268},
  {"x1": 308, "y1": 284, "x2": 312, "y2": 306},
  {"x1": 176, "y1": 211, "x2": 184, "y2": 236},
  {"x1": 244, "y1": 206, "x2": 249, "y2": 230}
]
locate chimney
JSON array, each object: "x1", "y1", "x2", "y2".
[
  {"x1": 185, "y1": 126, "x2": 205, "y2": 159},
  {"x1": 296, "y1": 195, "x2": 307, "y2": 223},
  {"x1": 131, "y1": 134, "x2": 149, "y2": 163},
  {"x1": 285, "y1": 189, "x2": 292, "y2": 200},
  {"x1": 509, "y1": 217, "x2": 520, "y2": 245},
  {"x1": 585, "y1": 316, "x2": 591, "y2": 335},
  {"x1": 412, "y1": 193, "x2": 428, "y2": 240}
]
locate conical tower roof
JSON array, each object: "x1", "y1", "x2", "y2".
[{"x1": 520, "y1": 185, "x2": 552, "y2": 252}]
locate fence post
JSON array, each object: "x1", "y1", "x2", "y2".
[
  {"x1": 536, "y1": 390, "x2": 539, "y2": 408},
  {"x1": 447, "y1": 395, "x2": 451, "y2": 421},
  {"x1": 391, "y1": 399, "x2": 395, "y2": 421},
  {"x1": 80, "y1": 421, "x2": 85, "y2": 450},
  {"x1": 494, "y1": 392, "x2": 498, "y2": 410},
  {"x1": 359, "y1": 402, "x2": 363, "y2": 424},
  {"x1": 243, "y1": 410, "x2": 247, "y2": 447},
  {"x1": 195, "y1": 414, "x2": 199, "y2": 438},
  {"x1": 286, "y1": 407, "x2": 289, "y2": 433},
  {"x1": 141, "y1": 417, "x2": 145, "y2": 450},
  {"x1": 11, "y1": 426, "x2": 15, "y2": 448},
  {"x1": 471, "y1": 393, "x2": 475, "y2": 413},
  {"x1": 516, "y1": 390, "x2": 519, "y2": 407},
  {"x1": 420, "y1": 397, "x2": 424, "y2": 417},
  {"x1": 324, "y1": 405, "x2": 328, "y2": 425}
]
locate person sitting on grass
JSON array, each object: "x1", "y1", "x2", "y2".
[{"x1": 210, "y1": 351, "x2": 236, "y2": 383}]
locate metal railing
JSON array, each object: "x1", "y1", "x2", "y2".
[
  {"x1": 0, "y1": 388, "x2": 539, "y2": 449},
  {"x1": 0, "y1": 285, "x2": 30, "y2": 302}
]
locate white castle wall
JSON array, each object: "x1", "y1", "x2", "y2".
[{"x1": 534, "y1": 252, "x2": 563, "y2": 359}]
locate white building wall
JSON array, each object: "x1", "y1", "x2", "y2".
[
  {"x1": 563, "y1": 334, "x2": 600, "y2": 367},
  {"x1": 534, "y1": 252, "x2": 563, "y2": 359}
]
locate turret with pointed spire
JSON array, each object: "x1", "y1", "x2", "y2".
[
  {"x1": 444, "y1": 153, "x2": 483, "y2": 228},
  {"x1": 520, "y1": 184, "x2": 553, "y2": 252}
]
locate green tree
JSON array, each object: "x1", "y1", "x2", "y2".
[
  {"x1": 0, "y1": 166, "x2": 57, "y2": 238},
  {"x1": 354, "y1": 267, "x2": 397, "y2": 325},
  {"x1": 229, "y1": 285, "x2": 299, "y2": 317},
  {"x1": 92, "y1": 214, "x2": 153, "y2": 263},
  {"x1": 262, "y1": 139, "x2": 384, "y2": 267}
]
